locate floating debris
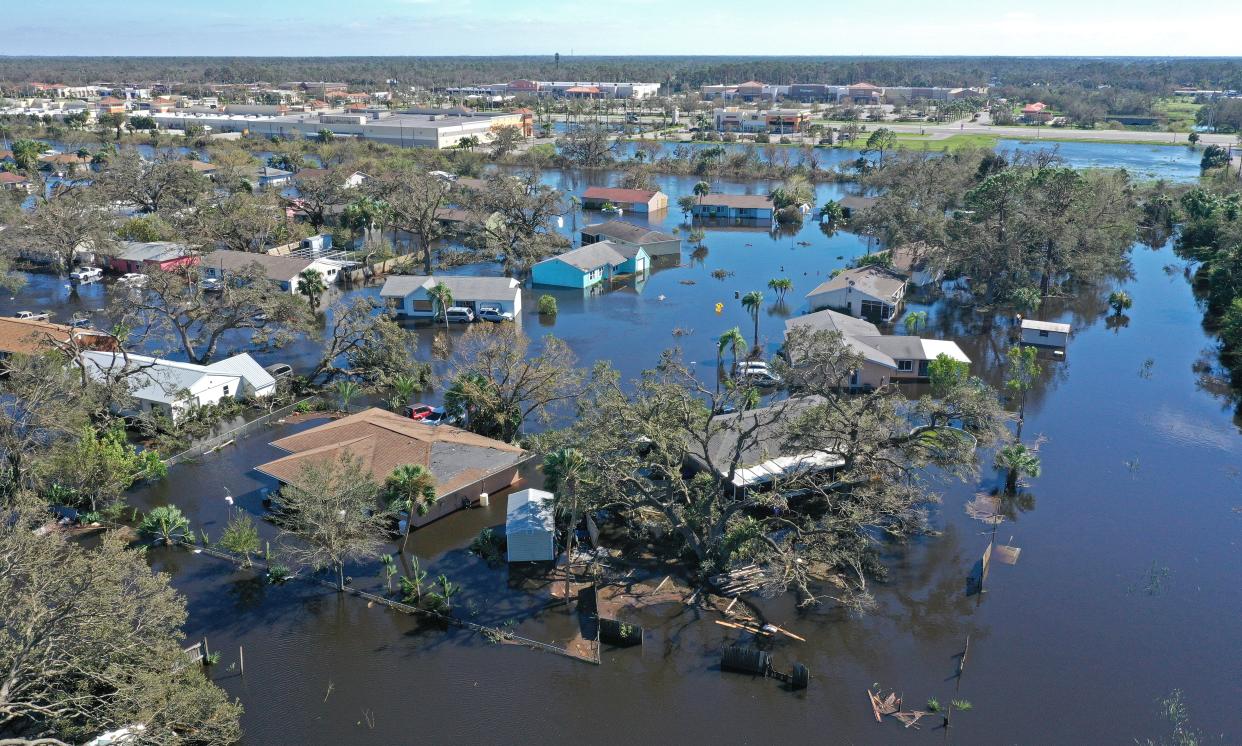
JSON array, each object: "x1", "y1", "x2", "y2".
[{"x1": 966, "y1": 493, "x2": 1005, "y2": 525}]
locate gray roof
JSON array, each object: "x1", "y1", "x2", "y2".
[
  {"x1": 80, "y1": 351, "x2": 238, "y2": 405},
  {"x1": 537, "y1": 241, "x2": 635, "y2": 272},
  {"x1": 255, "y1": 166, "x2": 292, "y2": 179},
  {"x1": 205, "y1": 250, "x2": 313, "y2": 279},
  {"x1": 116, "y1": 241, "x2": 194, "y2": 263},
  {"x1": 506, "y1": 488, "x2": 555, "y2": 534},
  {"x1": 784, "y1": 308, "x2": 880, "y2": 339},
  {"x1": 583, "y1": 220, "x2": 678, "y2": 245},
  {"x1": 837, "y1": 195, "x2": 878, "y2": 211},
  {"x1": 806, "y1": 265, "x2": 907, "y2": 300},
  {"x1": 379, "y1": 274, "x2": 519, "y2": 301},
  {"x1": 855, "y1": 334, "x2": 925, "y2": 360},
  {"x1": 205, "y1": 353, "x2": 277, "y2": 393}
]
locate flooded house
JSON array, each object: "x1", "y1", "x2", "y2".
[
  {"x1": 531, "y1": 242, "x2": 650, "y2": 289},
  {"x1": 202, "y1": 249, "x2": 345, "y2": 294},
  {"x1": 505, "y1": 488, "x2": 556, "y2": 562},
  {"x1": 1021, "y1": 318, "x2": 1071, "y2": 348},
  {"x1": 255, "y1": 407, "x2": 530, "y2": 527},
  {"x1": 580, "y1": 220, "x2": 681, "y2": 258},
  {"x1": 581, "y1": 186, "x2": 668, "y2": 214},
  {"x1": 784, "y1": 308, "x2": 970, "y2": 388},
  {"x1": 79, "y1": 350, "x2": 275, "y2": 422},
  {"x1": 689, "y1": 193, "x2": 775, "y2": 221},
  {"x1": 804, "y1": 265, "x2": 907, "y2": 322},
  {"x1": 0, "y1": 317, "x2": 117, "y2": 360},
  {"x1": 105, "y1": 241, "x2": 199, "y2": 274},
  {"x1": 380, "y1": 274, "x2": 522, "y2": 319}
]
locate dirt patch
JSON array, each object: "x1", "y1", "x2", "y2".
[{"x1": 280, "y1": 410, "x2": 347, "y2": 425}]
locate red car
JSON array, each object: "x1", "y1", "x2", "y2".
[{"x1": 402, "y1": 404, "x2": 445, "y2": 421}]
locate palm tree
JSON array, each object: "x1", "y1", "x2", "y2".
[
  {"x1": 1108, "y1": 290, "x2": 1132, "y2": 315},
  {"x1": 427, "y1": 282, "x2": 454, "y2": 332},
  {"x1": 389, "y1": 373, "x2": 421, "y2": 412},
  {"x1": 716, "y1": 327, "x2": 746, "y2": 393},
  {"x1": 297, "y1": 268, "x2": 327, "y2": 311},
  {"x1": 335, "y1": 380, "x2": 360, "y2": 412},
  {"x1": 543, "y1": 448, "x2": 589, "y2": 606},
  {"x1": 767, "y1": 277, "x2": 792, "y2": 302},
  {"x1": 995, "y1": 443, "x2": 1041, "y2": 493},
  {"x1": 903, "y1": 310, "x2": 928, "y2": 335},
  {"x1": 692, "y1": 180, "x2": 710, "y2": 210},
  {"x1": 741, "y1": 291, "x2": 764, "y2": 354},
  {"x1": 386, "y1": 464, "x2": 437, "y2": 552}
]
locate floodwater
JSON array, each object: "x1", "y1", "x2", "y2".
[{"x1": 10, "y1": 143, "x2": 1241, "y2": 743}]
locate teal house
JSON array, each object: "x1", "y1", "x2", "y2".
[{"x1": 531, "y1": 241, "x2": 650, "y2": 289}]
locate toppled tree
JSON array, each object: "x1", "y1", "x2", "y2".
[
  {"x1": 0, "y1": 514, "x2": 242, "y2": 745},
  {"x1": 536, "y1": 328, "x2": 1009, "y2": 611},
  {"x1": 109, "y1": 262, "x2": 312, "y2": 365}
]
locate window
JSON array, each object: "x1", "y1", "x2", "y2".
[
  {"x1": 1039, "y1": 330, "x2": 1049, "y2": 338},
  {"x1": 223, "y1": 385, "x2": 230, "y2": 397},
  {"x1": 897, "y1": 360, "x2": 914, "y2": 372}
]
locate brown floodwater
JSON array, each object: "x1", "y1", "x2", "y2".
[{"x1": 12, "y1": 159, "x2": 1242, "y2": 744}]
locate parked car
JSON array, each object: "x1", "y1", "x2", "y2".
[
  {"x1": 14, "y1": 311, "x2": 51, "y2": 321},
  {"x1": 70, "y1": 266, "x2": 103, "y2": 283},
  {"x1": 443, "y1": 306, "x2": 475, "y2": 323},
  {"x1": 117, "y1": 273, "x2": 148, "y2": 288},
  {"x1": 476, "y1": 306, "x2": 514, "y2": 323},
  {"x1": 69, "y1": 312, "x2": 91, "y2": 328},
  {"x1": 402, "y1": 403, "x2": 445, "y2": 421},
  {"x1": 264, "y1": 363, "x2": 293, "y2": 380},
  {"x1": 201, "y1": 277, "x2": 223, "y2": 292},
  {"x1": 733, "y1": 360, "x2": 781, "y2": 386}
]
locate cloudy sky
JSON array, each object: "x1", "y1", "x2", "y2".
[{"x1": 7, "y1": 0, "x2": 1242, "y2": 56}]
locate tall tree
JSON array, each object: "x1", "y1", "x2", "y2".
[
  {"x1": 0, "y1": 515, "x2": 242, "y2": 744},
  {"x1": 740, "y1": 290, "x2": 764, "y2": 353},
  {"x1": 272, "y1": 454, "x2": 389, "y2": 591},
  {"x1": 427, "y1": 282, "x2": 454, "y2": 332},
  {"x1": 543, "y1": 448, "x2": 589, "y2": 605},
  {"x1": 368, "y1": 168, "x2": 450, "y2": 274}
]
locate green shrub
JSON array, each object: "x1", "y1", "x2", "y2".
[
  {"x1": 538, "y1": 294, "x2": 558, "y2": 316},
  {"x1": 138, "y1": 505, "x2": 191, "y2": 545}
]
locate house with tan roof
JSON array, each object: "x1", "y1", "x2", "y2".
[
  {"x1": 255, "y1": 407, "x2": 530, "y2": 526},
  {"x1": 690, "y1": 193, "x2": 775, "y2": 221},
  {"x1": 805, "y1": 265, "x2": 907, "y2": 322},
  {"x1": 0, "y1": 317, "x2": 116, "y2": 359}
]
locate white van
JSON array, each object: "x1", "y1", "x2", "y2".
[{"x1": 444, "y1": 306, "x2": 475, "y2": 323}]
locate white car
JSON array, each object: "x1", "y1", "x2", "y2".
[
  {"x1": 733, "y1": 360, "x2": 781, "y2": 386},
  {"x1": 118, "y1": 273, "x2": 148, "y2": 288},
  {"x1": 201, "y1": 277, "x2": 223, "y2": 292},
  {"x1": 70, "y1": 266, "x2": 103, "y2": 283},
  {"x1": 476, "y1": 307, "x2": 514, "y2": 323},
  {"x1": 14, "y1": 311, "x2": 51, "y2": 321}
]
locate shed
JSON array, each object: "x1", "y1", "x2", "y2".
[
  {"x1": 506, "y1": 488, "x2": 556, "y2": 563},
  {"x1": 1021, "y1": 319, "x2": 1070, "y2": 348}
]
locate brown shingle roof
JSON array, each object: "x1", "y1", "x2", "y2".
[
  {"x1": 0, "y1": 317, "x2": 114, "y2": 355},
  {"x1": 256, "y1": 407, "x2": 527, "y2": 497}
]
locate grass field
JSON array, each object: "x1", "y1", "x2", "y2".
[{"x1": 1153, "y1": 97, "x2": 1203, "y2": 132}]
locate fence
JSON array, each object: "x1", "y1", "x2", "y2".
[{"x1": 162, "y1": 397, "x2": 319, "y2": 467}]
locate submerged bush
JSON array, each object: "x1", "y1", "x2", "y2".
[{"x1": 538, "y1": 294, "x2": 558, "y2": 316}]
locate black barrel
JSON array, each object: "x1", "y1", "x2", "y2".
[
  {"x1": 721, "y1": 644, "x2": 771, "y2": 676},
  {"x1": 790, "y1": 663, "x2": 810, "y2": 690}
]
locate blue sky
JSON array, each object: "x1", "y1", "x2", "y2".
[{"x1": 7, "y1": 0, "x2": 1242, "y2": 56}]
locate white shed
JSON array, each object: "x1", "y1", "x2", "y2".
[
  {"x1": 506, "y1": 489, "x2": 556, "y2": 563},
  {"x1": 1021, "y1": 319, "x2": 1071, "y2": 348}
]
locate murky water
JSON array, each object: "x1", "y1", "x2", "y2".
[{"x1": 9, "y1": 143, "x2": 1240, "y2": 743}]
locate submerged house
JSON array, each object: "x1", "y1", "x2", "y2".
[
  {"x1": 581, "y1": 220, "x2": 681, "y2": 258},
  {"x1": 531, "y1": 241, "x2": 650, "y2": 289},
  {"x1": 690, "y1": 193, "x2": 775, "y2": 221},
  {"x1": 0, "y1": 317, "x2": 117, "y2": 360},
  {"x1": 106, "y1": 241, "x2": 199, "y2": 274},
  {"x1": 79, "y1": 351, "x2": 275, "y2": 422},
  {"x1": 888, "y1": 242, "x2": 943, "y2": 288},
  {"x1": 202, "y1": 249, "x2": 344, "y2": 294},
  {"x1": 805, "y1": 265, "x2": 907, "y2": 322},
  {"x1": 1021, "y1": 319, "x2": 1070, "y2": 348},
  {"x1": 505, "y1": 488, "x2": 556, "y2": 563},
  {"x1": 380, "y1": 274, "x2": 522, "y2": 319},
  {"x1": 784, "y1": 308, "x2": 970, "y2": 389},
  {"x1": 581, "y1": 186, "x2": 668, "y2": 214},
  {"x1": 255, "y1": 407, "x2": 529, "y2": 527}
]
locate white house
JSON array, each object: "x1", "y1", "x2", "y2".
[
  {"x1": 79, "y1": 351, "x2": 275, "y2": 422},
  {"x1": 380, "y1": 275, "x2": 522, "y2": 319},
  {"x1": 1021, "y1": 319, "x2": 1071, "y2": 348},
  {"x1": 202, "y1": 250, "x2": 343, "y2": 294},
  {"x1": 506, "y1": 488, "x2": 556, "y2": 562},
  {"x1": 805, "y1": 265, "x2": 907, "y2": 322}
]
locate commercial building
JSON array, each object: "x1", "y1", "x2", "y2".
[
  {"x1": 713, "y1": 107, "x2": 810, "y2": 133},
  {"x1": 150, "y1": 108, "x2": 525, "y2": 149}
]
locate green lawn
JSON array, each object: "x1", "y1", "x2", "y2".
[{"x1": 1153, "y1": 97, "x2": 1203, "y2": 132}]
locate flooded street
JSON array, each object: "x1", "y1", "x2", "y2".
[{"x1": 12, "y1": 143, "x2": 1240, "y2": 744}]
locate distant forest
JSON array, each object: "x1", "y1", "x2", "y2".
[{"x1": 2, "y1": 56, "x2": 1241, "y2": 93}]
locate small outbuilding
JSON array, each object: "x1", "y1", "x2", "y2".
[
  {"x1": 1021, "y1": 319, "x2": 1070, "y2": 348},
  {"x1": 506, "y1": 488, "x2": 556, "y2": 563}
]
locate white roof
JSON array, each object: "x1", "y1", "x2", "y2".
[
  {"x1": 918, "y1": 339, "x2": 972, "y2": 364},
  {"x1": 506, "y1": 488, "x2": 555, "y2": 534},
  {"x1": 80, "y1": 351, "x2": 240, "y2": 405},
  {"x1": 731, "y1": 452, "x2": 846, "y2": 488},
  {"x1": 205, "y1": 353, "x2": 277, "y2": 393},
  {"x1": 1021, "y1": 319, "x2": 1071, "y2": 333}
]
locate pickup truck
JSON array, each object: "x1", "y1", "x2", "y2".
[{"x1": 14, "y1": 311, "x2": 51, "y2": 321}]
